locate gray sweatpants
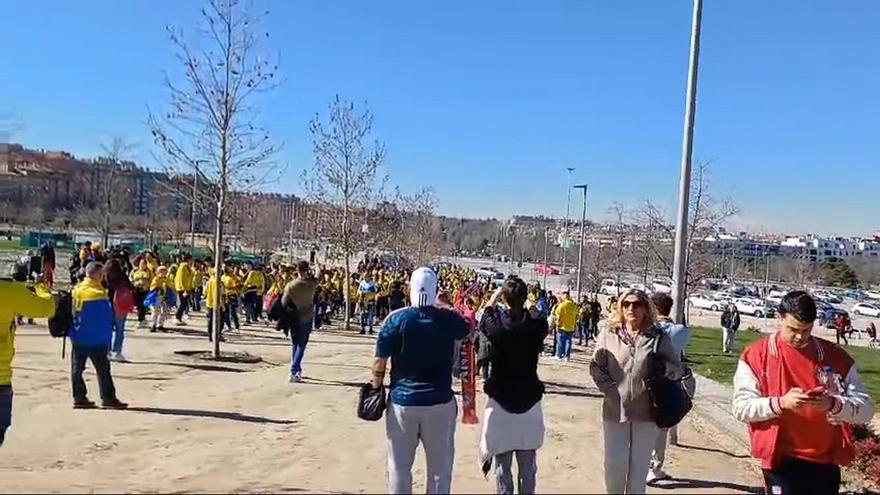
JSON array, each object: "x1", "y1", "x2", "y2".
[
  {"x1": 603, "y1": 420, "x2": 659, "y2": 494},
  {"x1": 386, "y1": 399, "x2": 457, "y2": 494},
  {"x1": 495, "y1": 450, "x2": 537, "y2": 494}
]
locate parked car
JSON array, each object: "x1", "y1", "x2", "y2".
[
  {"x1": 852, "y1": 303, "x2": 880, "y2": 318},
  {"x1": 477, "y1": 267, "x2": 504, "y2": 280},
  {"x1": 689, "y1": 293, "x2": 728, "y2": 312},
  {"x1": 813, "y1": 290, "x2": 843, "y2": 304},
  {"x1": 823, "y1": 308, "x2": 850, "y2": 329},
  {"x1": 651, "y1": 279, "x2": 673, "y2": 293},
  {"x1": 768, "y1": 287, "x2": 788, "y2": 299},
  {"x1": 600, "y1": 279, "x2": 631, "y2": 296},
  {"x1": 535, "y1": 264, "x2": 560, "y2": 276},
  {"x1": 735, "y1": 298, "x2": 773, "y2": 318},
  {"x1": 843, "y1": 289, "x2": 864, "y2": 300},
  {"x1": 865, "y1": 290, "x2": 880, "y2": 300}
]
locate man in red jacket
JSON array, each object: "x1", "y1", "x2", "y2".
[{"x1": 732, "y1": 290, "x2": 874, "y2": 494}]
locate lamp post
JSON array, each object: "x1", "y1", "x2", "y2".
[
  {"x1": 574, "y1": 184, "x2": 588, "y2": 300},
  {"x1": 561, "y1": 167, "x2": 575, "y2": 276},
  {"x1": 670, "y1": 0, "x2": 704, "y2": 324}
]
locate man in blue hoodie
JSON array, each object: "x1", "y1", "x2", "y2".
[{"x1": 70, "y1": 262, "x2": 127, "y2": 410}]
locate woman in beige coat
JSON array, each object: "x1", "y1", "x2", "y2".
[{"x1": 589, "y1": 289, "x2": 683, "y2": 494}]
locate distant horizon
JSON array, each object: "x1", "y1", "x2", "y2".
[{"x1": 4, "y1": 1, "x2": 878, "y2": 237}]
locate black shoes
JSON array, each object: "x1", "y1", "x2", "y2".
[
  {"x1": 101, "y1": 399, "x2": 129, "y2": 410},
  {"x1": 73, "y1": 399, "x2": 97, "y2": 409}
]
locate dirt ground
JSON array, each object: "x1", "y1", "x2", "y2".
[{"x1": 2, "y1": 314, "x2": 764, "y2": 494}]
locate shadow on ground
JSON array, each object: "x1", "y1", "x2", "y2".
[
  {"x1": 651, "y1": 477, "x2": 762, "y2": 493},
  {"x1": 126, "y1": 406, "x2": 296, "y2": 425},
  {"x1": 678, "y1": 442, "x2": 750, "y2": 459}
]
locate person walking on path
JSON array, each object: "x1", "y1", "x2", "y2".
[
  {"x1": 129, "y1": 259, "x2": 152, "y2": 329},
  {"x1": 834, "y1": 312, "x2": 851, "y2": 346},
  {"x1": 479, "y1": 277, "x2": 548, "y2": 494},
  {"x1": 0, "y1": 278, "x2": 55, "y2": 447},
  {"x1": 70, "y1": 262, "x2": 128, "y2": 410},
  {"x1": 205, "y1": 269, "x2": 224, "y2": 342},
  {"x1": 590, "y1": 289, "x2": 683, "y2": 494},
  {"x1": 732, "y1": 291, "x2": 875, "y2": 494},
  {"x1": 646, "y1": 292, "x2": 695, "y2": 485},
  {"x1": 146, "y1": 266, "x2": 175, "y2": 333},
  {"x1": 370, "y1": 267, "x2": 470, "y2": 494},
  {"x1": 551, "y1": 292, "x2": 578, "y2": 362},
  {"x1": 358, "y1": 274, "x2": 379, "y2": 335},
  {"x1": 282, "y1": 261, "x2": 319, "y2": 383},
  {"x1": 102, "y1": 258, "x2": 135, "y2": 363},
  {"x1": 174, "y1": 255, "x2": 194, "y2": 326},
  {"x1": 721, "y1": 303, "x2": 741, "y2": 354}
]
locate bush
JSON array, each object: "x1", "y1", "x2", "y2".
[{"x1": 851, "y1": 425, "x2": 880, "y2": 491}]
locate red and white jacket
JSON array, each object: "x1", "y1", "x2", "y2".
[{"x1": 732, "y1": 333, "x2": 875, "y2": 469}]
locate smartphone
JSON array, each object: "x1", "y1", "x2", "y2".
[{"x1": 807, "y1": 386, "x2": 826, "y2": 397}]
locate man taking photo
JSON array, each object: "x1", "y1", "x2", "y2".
[{"x1": 732, "y1": 291, "x2": 874, "y2": 494}]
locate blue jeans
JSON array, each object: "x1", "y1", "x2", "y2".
[
  {"x1": 111, "y1": 316, "x2": 126, "y2": 355},
  {"x1": 360, "y1": 303, "x2": 376, "y2": 331},
  {"x1": 556, "y1": 331, "x2": 573, "y2": 359},
  {"x1": 289, "y1": 321, "x2": 312, "y2": 376}
]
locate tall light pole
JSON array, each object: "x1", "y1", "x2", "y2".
[
  {"x1": 670, "y1": 0, "x2": 704, "y2": 324},
  {"x1": 542, "y1": 227, "x2": 550, "y2": 288},
  {"x1": 561, "y1": 167, "x2": 575, "y2": 274},
  {"x1": 574, "y1": 184, "x2": 588, "y2": 300},
  {"x1": 190, "y1": 167, "x2": 199, "y2": 248}
]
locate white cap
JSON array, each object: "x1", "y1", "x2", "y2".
[{"x1": 409, "y1": 267, "x2": 438, "y2": 308}]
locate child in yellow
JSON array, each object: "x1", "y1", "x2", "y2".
[{"x1": 149, "y1": 266, "x2": 174, "y2": 332}]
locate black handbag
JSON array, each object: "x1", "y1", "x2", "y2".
[
  {"x1": 644, "y1": 333, "x2": 693, "y2": 429},
  {"x1": 357, "y1": 383, "x2": 387, "y2": 421}
]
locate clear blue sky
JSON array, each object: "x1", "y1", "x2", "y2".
[{"x1": 3, "y1": 1, "x2": 879, "y2": 236}]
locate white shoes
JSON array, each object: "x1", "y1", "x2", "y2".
[
  {"x1": 646, "y1": 467, "x2": 670, "y2": 485},
  {"x1": 109, "y1": 352, "x2": 129, "y2": 363},
  {"x1": 288, "y1": 372, "x2": 303, "y2": 383}
]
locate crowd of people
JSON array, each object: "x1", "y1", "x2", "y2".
[{"x1": 1, "y1": 242, "x2": 877, "y2": 494}]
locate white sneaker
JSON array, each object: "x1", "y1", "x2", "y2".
[
  {"x1": 646, "y1": 467, "x2": 670, "y2": 484},
  {"x1": 564, "y1": 357, "x2": 571, "y2": 363},
  {"x1": 288, "y1": 373, "x2": 303, "y2": 383},
  {"x1": 115, "y1": 354, "x2": 129, "y2": 363},
  {"x1": 108, "y1": 352, "x2": 117, "y2": 361}
]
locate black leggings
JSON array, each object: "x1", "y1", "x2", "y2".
[{"x1": 763, "y1": 457, "x2": 840, "y2": 495}]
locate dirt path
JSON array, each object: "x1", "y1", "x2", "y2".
[{"x1": 2, "y1": 315, "x2": 763, "y2": 493}]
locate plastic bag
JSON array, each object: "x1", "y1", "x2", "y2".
[{"x1": 357, "y1": 383, "x2": 387, "y2": 421}]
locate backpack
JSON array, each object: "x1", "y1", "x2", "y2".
[
  {"x1": 11, "y1": 260, "x2": 28, "y2": 282},
  {"x1": 113, "y1": 285, "x2": 136, "y2": 318},
  {"x1": 48, "y1": 291, "x2": 73, "y2": 338}
]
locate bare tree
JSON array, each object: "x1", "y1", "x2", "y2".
[
  {"x1": 302, "y1": 96, "x2": 385, "y2": 330},
  {"x1": 635, "y1": 160, "x2": 738, "y2": 293},
  {"x1": 148, "y1": 0, "x2": 280, "y2": 357},
  {"x1": 78, "y1": 137, "x2": 136, "y2": 246}
]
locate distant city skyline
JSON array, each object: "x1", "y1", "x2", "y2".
[{"x1": 3, "y1": 1, "x2": 878, "y2": 236}]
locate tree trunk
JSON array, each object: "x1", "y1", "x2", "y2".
[
  {"x1": 344, "y1": 250, "x2": 351, "y2": 332},
  {"x1": 212, "y1": 173, "x2": 227, "y2": 359}
]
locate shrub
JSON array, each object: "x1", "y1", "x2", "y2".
[{"x1": 851, "y1": 425, "x2": 880, "y2": 491}]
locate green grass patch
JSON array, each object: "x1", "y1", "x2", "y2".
[
  {"x1": 687, "y1": 326, "x2": 880, "y2": 400},
  {"x1": 0, "y1": 238, "x2": 20, "y2": 251}
]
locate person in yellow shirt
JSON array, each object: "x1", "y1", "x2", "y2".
[
  {"x1": 174, "y1": 256, "x2": 195, "y2": 326},
  {"x1": 129, "y1": 259, "x2": 153, "y2": 328},
  {"x1": 204, "y1": 270, "x2": 224, "y2": 343},
  {"x1": 221, "y1": 264, "x2": 242, "y2": 331},
  {"x1": 190, "y1": 261, "x2": 205, "y2": 313},
  {"x1": 148, "y1": 266, "x2": 174, "y2": 332},
  {"x1": 552, "y1": 291, "x2": 579, "y2": 362},
  {"x1": 0, "y1": 279, "x2": 55, "y2": 447},
  {"x1": 243, "y1": 263, "x2": 266, "y2": 324}
]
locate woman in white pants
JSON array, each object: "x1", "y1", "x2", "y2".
[{"x1": 590, "y1": 289, "x2": 682, "y2": 494}]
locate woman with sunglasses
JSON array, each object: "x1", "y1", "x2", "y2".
[{"x1": 590, "y1": 289, "x2": 683, "y2": 494}]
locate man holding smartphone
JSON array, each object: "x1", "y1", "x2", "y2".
[{"x1": 732, "y1": 291, "x2": 875, "y2": 494}]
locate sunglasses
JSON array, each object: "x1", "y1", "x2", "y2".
[{"x1": 621, "y1": 300, "x2": 645, "y2": 309}]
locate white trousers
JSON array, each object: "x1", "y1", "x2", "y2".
[
  {"x1": 386, "y1": 399, "x2": 457, "y2": 494},
  {"x1": 602, "y1": 420, "x2": 659, "y2": 494}
]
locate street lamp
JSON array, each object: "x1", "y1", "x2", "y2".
[
  {"x1": 574, "y1": 184, "x2": 588, "y2": 300},
  {"x1": 561, "y1": 167, "x2": 575, "y2": 276},
  {"x1": 670, "y1": 0, "x2": 704, "y2": 324}
]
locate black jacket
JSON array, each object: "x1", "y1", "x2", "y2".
[{"x1": 480, "y1": 306, "x2": 548, "y2": 414}]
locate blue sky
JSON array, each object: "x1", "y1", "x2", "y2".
[{"x1": 3, "y1": 1, "x2": 878, "y2": 236}]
